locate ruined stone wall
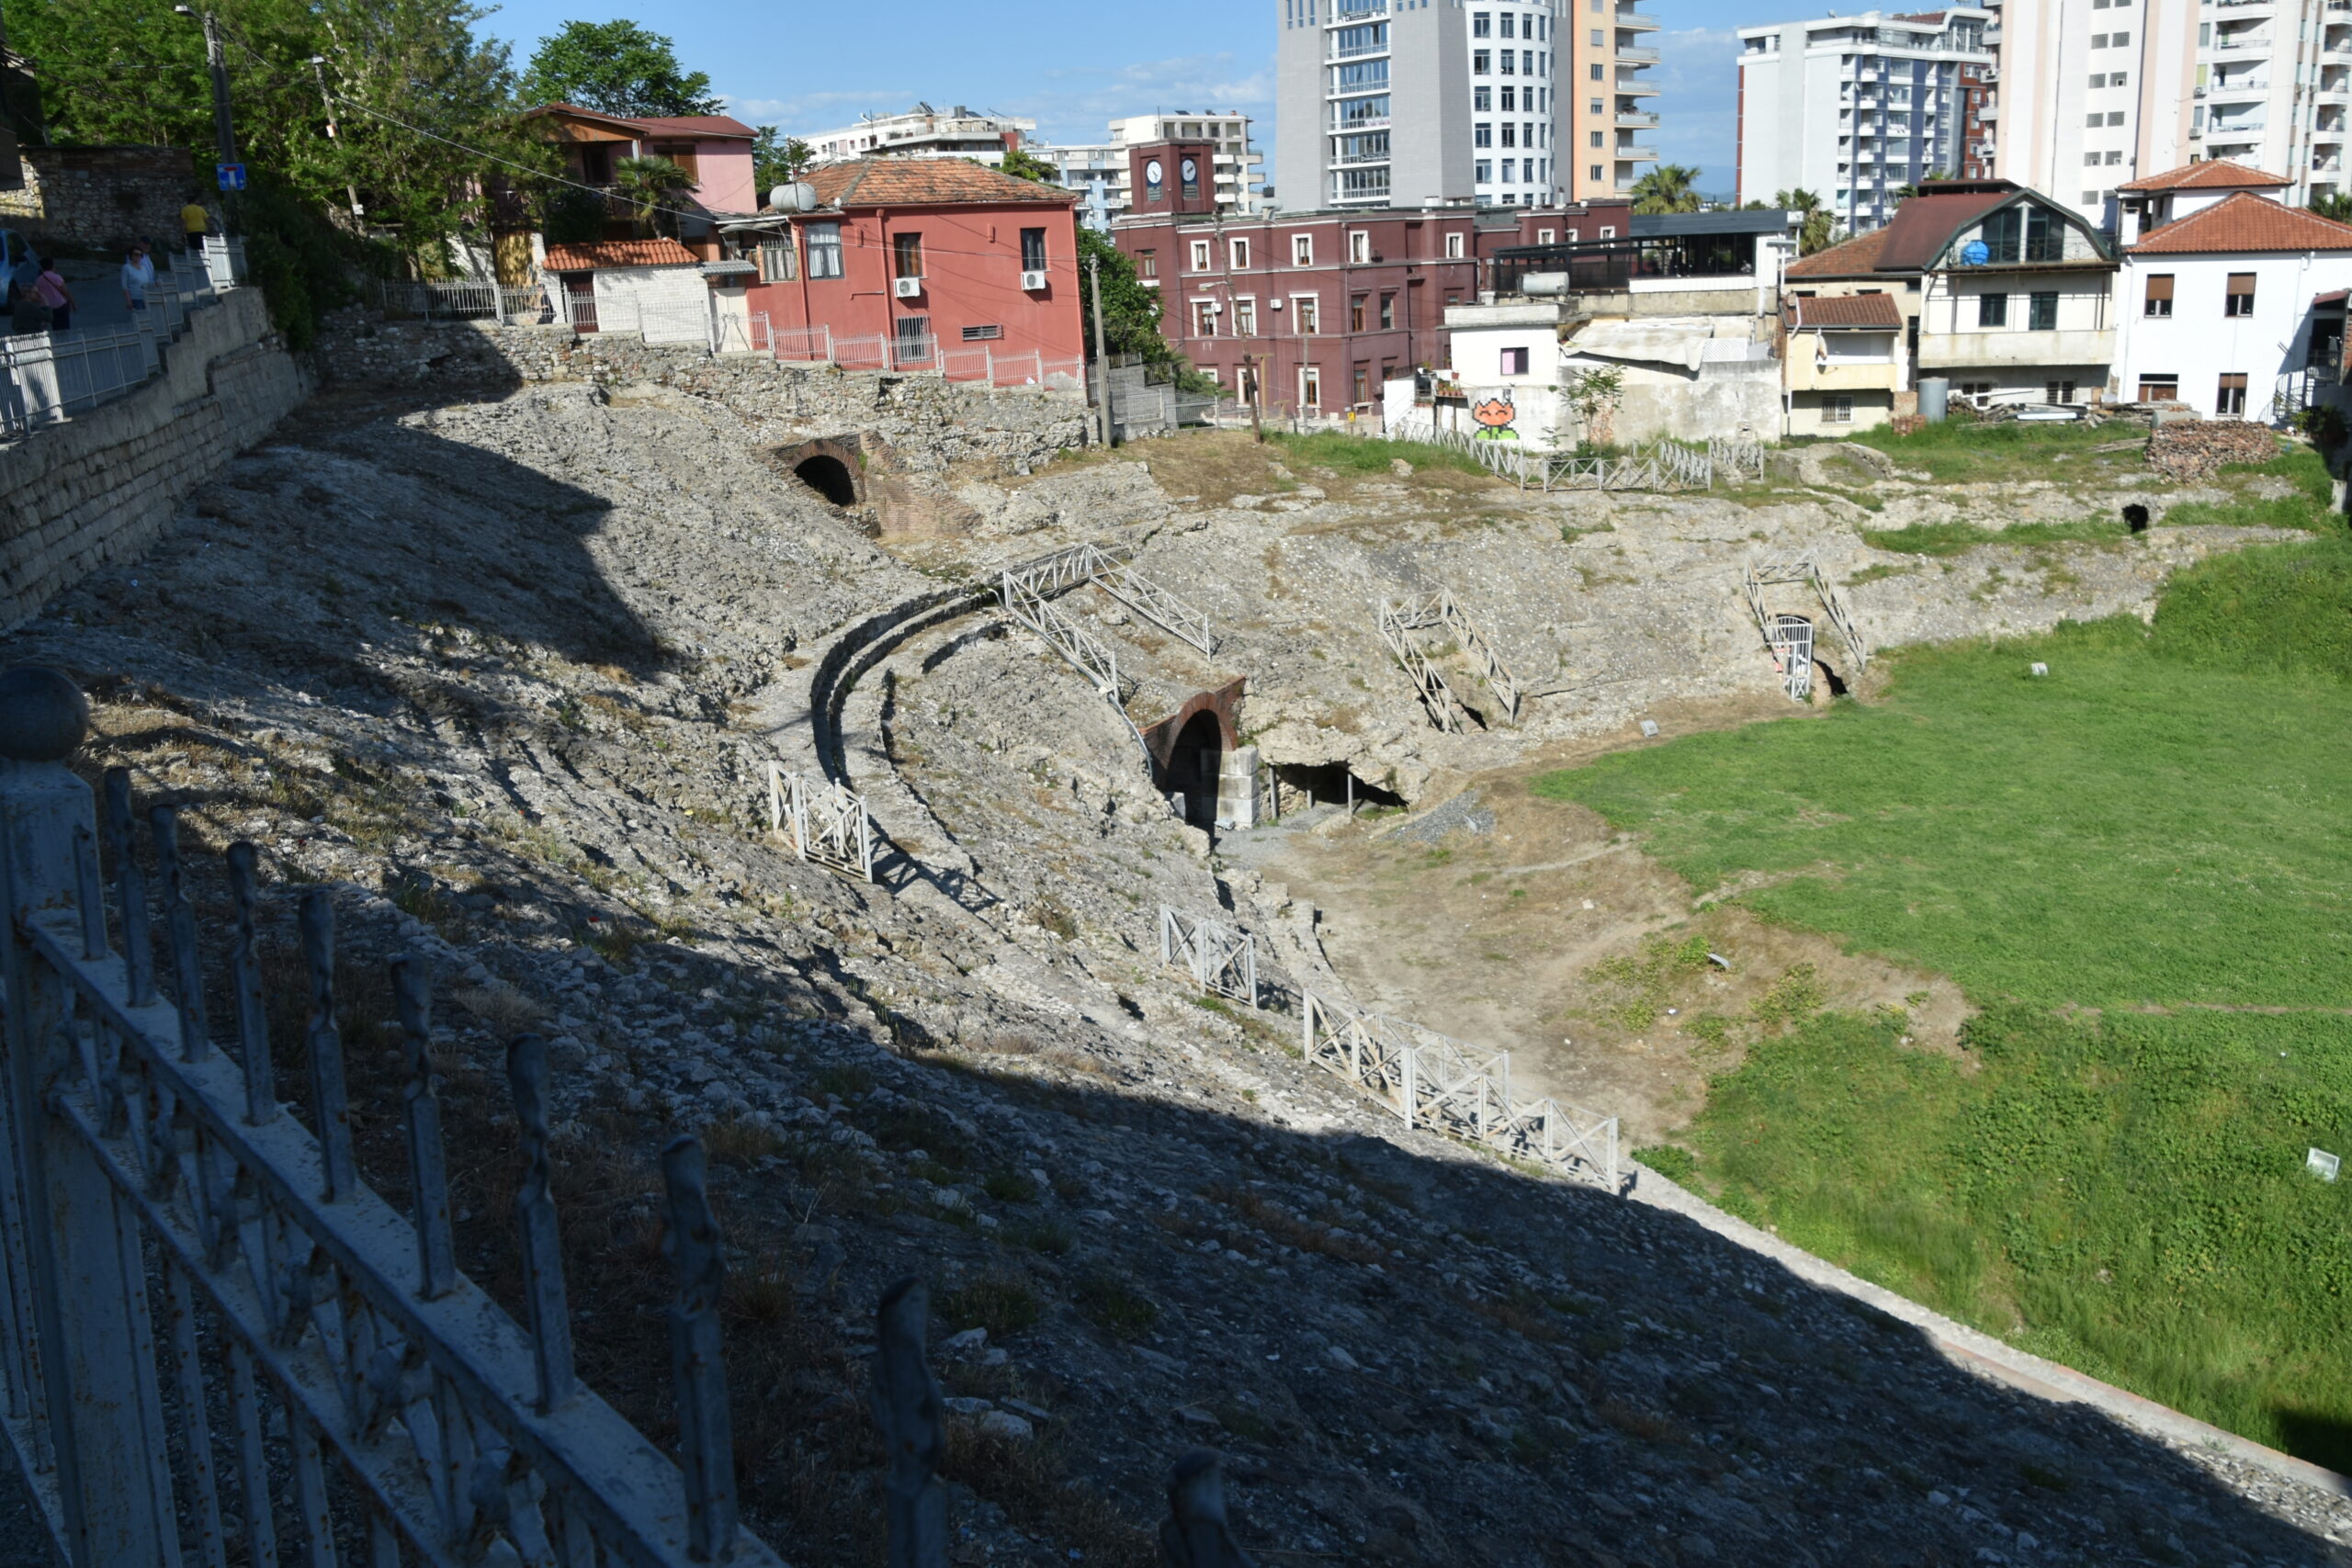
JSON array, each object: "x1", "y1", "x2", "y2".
[
  {"x1": 0, "y1": 145, "x2": 204, "y2": 255},
  {"x1": 312, "y1": 313, "x2": 1093, "y2": 473},
  {"x1": 0, "y1": 287, "x2": 310, "y2": 631}
]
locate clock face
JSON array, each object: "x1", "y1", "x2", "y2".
[
  {"x1": 1145, "y1": 159, "x2": 1164, "y2": 185},
  {"x1": 1181, "y1": 158, "x2": 1199, "y2": 182}
]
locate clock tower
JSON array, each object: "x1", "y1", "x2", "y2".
[{"x1": 1126, "y1": 138, "x2": 1220, "y2": 217}]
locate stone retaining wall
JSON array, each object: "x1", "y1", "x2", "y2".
[
  {"x1": 312, "y1": 313, "x2": 1092, "y2": 474},
  {"x1": 0, "y1": 145, "x2": 206, "y2": 255},
  {"x1": 0, "y1": 288, "x2": 310, "y2": 631}
]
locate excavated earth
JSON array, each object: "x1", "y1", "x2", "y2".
[{"x1": 6, "y1": 379, "x2": 2349, "y2": 1567}]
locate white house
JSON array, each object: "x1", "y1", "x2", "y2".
[
  {"x1": 541, "y1": 239, "x2": 753, "y2": 351},
  {"x1": 2113, "y1": 163, "x2": 2352, "y2": 421}
]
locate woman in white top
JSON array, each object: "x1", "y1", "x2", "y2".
[{"x1": 119, "y1": 243, "x2": 156, "y2": 310}]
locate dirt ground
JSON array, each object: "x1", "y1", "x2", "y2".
[{"x1": 1240, "y1": 690, "x2": 1973, "y2": 1146}]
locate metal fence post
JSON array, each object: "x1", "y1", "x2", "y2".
[{"x1": 0, "y1": 669, "x2": 177, "y2": 1566}]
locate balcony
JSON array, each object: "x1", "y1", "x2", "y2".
[
  {"x1": 2211, "y1": 31, "x2": 2272, "y2": 50},
  {"x1": 1616, "y1": 74, "x2": 1661, "y2": 96},
  {"x1": 1787, "y1": 356, "x2": 1901, "y2": 393},
  {"x1": 1614, "y1": 6, "x2": 1662, "y2": 30},
  {"x1": 1330, "y1": 148, "x2": 1394, "y2": 166},
  {"x1": 2207, "y1": 77, "x2": 2270, "y2": 97},
  {"x1": 1616, "y1": 45, "x2": 1661, "y2": 64},
  {"x1": 1917, "y1": 327, "x2": 2116, "y2": 369},
  {"x1": 1330, "y1": 113, "x2": 1392, "y2": 131},
  {"x1": 1615, "y1": 143, "x2": 1659, "y2": 161},
  {"x1": 1617, "y1": 108, "x2": 1660, "y2": 127},
  {"x1": 1331, "y1": 39, "x2": 1390, "y2": 59}
]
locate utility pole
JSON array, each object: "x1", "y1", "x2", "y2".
[
  {"x1": 308, "y1": 57, "x2": 363, "y2": 222},
  {"x1": 199, "y1": 9, "x2": 236, "y2": 166},
  {"x1": 1088, "y1": 249, "x2": 1117, "y2": 447},
  {"x1": 1248, "y1": 354, "x2": 1266, "y2": 444}
]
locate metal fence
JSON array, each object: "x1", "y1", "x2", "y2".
[
  {"x1": 1302, "y1": 993, "x2": 1620, "y2": 1187},
  {"x1": 0, "y1": 252, "x2": 228, "y2": 438},
  {"x1": 375, "y1": 278, "x2": 551, "y2": 325},
  {"x1": 1379, "y1": 589, "x2": 1520, "y2": 727},
  {"x1": 765, "y1": 763, "x2": 876, "y2": 882},
  {"x1": 1159, "y1": 907, "x2": 1260, "y2": 1008},
  {"x1": 0, "y1": 671, "x2": 785, "y2": 1567}
]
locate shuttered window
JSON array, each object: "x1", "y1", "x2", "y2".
[
  {"x1": 2143, "y1": 273, "x2": 2174, "y2": 317},
  {"x1": 2218, "y1": 371, "x2": 2248, "y2": 415},
  {"x1": 2226, "y1": 273, "x2": 2256, "y2": 316}
]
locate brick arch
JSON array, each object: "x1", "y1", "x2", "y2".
[
  {"x1": 774, "y1": 436, "x2": 865, "y2": 505},
  {"x1": 1137, "y1": 678, "x2": 1244, "y2": 782}
]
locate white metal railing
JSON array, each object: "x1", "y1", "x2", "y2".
[
  {"x1": 1743, "y1": 558, "x2": 1871, "y2": 702},
  {"x1": 1382, "y1": 587, "x2": 1521, "y2": 724},
  {"x1": 997, "y1": 546, "x2": 1155, "y2": 766},
  {"x1": 1302, "y1": 994, "x2": 1619, "y2": 1187},
  {"x1": 376, "y1": 277, "x2": 551, "y2": 324},
  {"x1": 774, "y1": 323, "x2": 832, "y2": 363},
  {"x1": 0, "y1": 702, "x2": 786, "y2": 1568},
  {"x1": 832, "y1": 333, "x2": 889, "y2": 370},
  {"x1": 1071, "y1": 541, "x2": 1219, "y2": 655},
  {"x1": 0, "y1": 326, "x2": 159, "y2": 435},
  {"x1": 1160, "y1": 907, "x2": 1260, "y2": 1007},
  {"x1": 765, "y1": 763, "x2": 876, "y2": 882}
]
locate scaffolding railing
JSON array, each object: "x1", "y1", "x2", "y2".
[
  {"x1": 1302, "y1": 993, "x2": 1619, "y2": 1187},
  {"x1": 1159, "y1": 907, "x2": 1260, "y2": 1007},
  {"x1": 766, "y1": 762, "x2": 878, "y2": 881},
  {"x1": 1375, "y1": 600, "x2": 1469, "y2": 733},
  {"x1": 1743, "y1": 558, "x2": 1871, "y2": 702},
  {"x1": 1383, "y1": 588, "x2": 1520, "y2": 724}
]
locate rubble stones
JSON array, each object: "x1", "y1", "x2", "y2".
[{"x1": 2147, "y1": 419, "x2": 2283, "y2": 481}]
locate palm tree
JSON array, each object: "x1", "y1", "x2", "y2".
[
  {"x1": 1632, "y1": 164, "x2": 1703, "y2": 216},
  {"x1": 611, "y1": 155, "x2": 699, "y2": 238},
  {"x1": 1892, "y1": 169, "x2": 1952, "y2": 202},
  {"x1": 1775, "y1": 188, "x2": 1842, "y2": 256}
]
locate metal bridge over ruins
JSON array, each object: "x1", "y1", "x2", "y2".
[
  {"x1": 768, "y1": 762, "x2": 878, "y2": 882},
  {"x1": 1743, "y1": 558, "x2": 1871, "y2": 703},
  {"x1": 1375, "y1": 588, "x2": 1521, "y2": 733}
]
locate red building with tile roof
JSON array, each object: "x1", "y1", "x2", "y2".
[
  {"x1": 525, "y1": 104, "x2": 760, "y2": 248},
  {"x1": 734, "y1": 158, "x2": 1085, "y2": 379}
]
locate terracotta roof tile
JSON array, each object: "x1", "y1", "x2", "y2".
[
  {"x1": 804, "y1": 158, "x2": 1079, "y2": 209},
  {"x1": 1788, "y1": 292, "x2": 1905, "y2": 329},
  {"x1": 543, "y1": 238, "x2": 701, "y2": 270},
  {"x1": 2125, "y1": 191, "x2": 2352, "y2": 254},
  {"x1": 1873, "y1": 188, "x2": 2016, "y2": 270},
  {"x1": 1784, "y1": 227, "x2": 1891, "y2": 278},
  {"x1": 527, "y1": 103, "x2": 756, "y2": 141},
  {"x1": 2117, "y1": 159, "x2": 2290, "y2": 194}
]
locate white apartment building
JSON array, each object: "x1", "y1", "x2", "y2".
[
  {"x1": 1736, "y1": 10, "x2": 1996, "y2": 234},
  {"x1": 1275, "y1": 0, "x2": 1582, "y2": 210},
  {"x1": 801, "y1": 104, "x2": 1037, "y2": 167},
  {"x1": 1984, "y1": 0, "x2": 2201, "y2": 222},
  {"x1": 1040, "y1": 114, "x2": 1265, "y2": 227}
]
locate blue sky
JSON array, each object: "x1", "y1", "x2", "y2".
[{"x1": 483, "y1": 1, "x2": 1752, "y2": 195}]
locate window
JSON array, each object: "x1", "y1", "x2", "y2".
[
  {"x1": 1474, "y1": 10, "x2": 1490, "y2": 35},
  {"x1": 1191, "y1": 240, "x2": 1213, "y2": 271},
  {"x1": 1477, "y1": 122, "x2": 1494, "y2": 148},
  {"x1": 1353, "y1": 365, "x2": 1370, "y2": 405},
  {"x1": 961, "y1": 324, "x2": 1002, "y2": 342},
  {"x1": 806, "y1": 221, "x2": 843, "y2": 279},
  {"x1": 893, "y1": 232, "x2": 924, "y2": 280},
  {"x1": 757, "y1": 238, "x2": 795, "y2": 283},
  {"x1": 2047, "y1": 378, "x2": 2078, "y2": 403},
  {"x1": 1350, "y1": 231, "x2": 1372, "y2": 263},
  {"x1": 1476, "y1": 160, "x2": 1495, "y2": 183},
  {"x1": 1230, "y1": 237, "x2": 1251, "y2": 270},
  {"x1": 2226, "y1": 272, "x2": 2256, "y2": 316},
  {"x1": 1503, "y1": 159, "x2": 1517, "y2": 182},
  {"x1": 1589, "y1": 130, "x2": 1602, "y2": 148},
  {"x1": 1379, "y1": 293, "x2": 1395, "y2": 329},
  {"x1": 2107, "y1": 111, "x2": 2124, "y2": 126},
  {"x1": 2137, "y1": 375, "x2": 2178, "y2": 402},
  {"x1": 1589, "y1": 164, "x2": 1602, "y2": 181},
  {"x1": 2111, "y1": 72, "x2": 2128, "y2": 87},
  {"x1": 2029, "y1": 291, "x2": 2059, "y2": 330},
  {"x1": 1293, "y1": 233, "x2": 1315, "y2": 265},
  {"x1": 2086, "y1": 113, "x2": 2105, "y2": 128},
  {"x1": 1978, "y1": 292, "x2": 2009, "y2": 326},
  {"x1": 2106, "y1": 150, "x2": 2124, "y2": 165},
  {"x1": 1137, "y1": 249, "x2": 1159, "y2": 279},
  {"x1": 2085, "y1": 152, "x2": 2104, "y2": 168},
  {"x1": 1590, "y1": 63, "x2": 1604, "y2": 80},
  {"x1": 1598, "y1": 225, "x2": 1615, "y2": 239},
  {"x1": 1445, "y1": 232, "x2": 1465, "y2": 259},
  {"x1": 1502, "y1": 12, "x2": 1515, "y2": 36},
  {"x1": 2143, "y1": 273, "x2": 2174, "y2": 317},
  {"x1": 1295, "y1": 295, "x2": 1320, "y2": 333},
  {"x1": 1502, "y1": 85, "x2": 1517, "y2": 111},
  {"x1": 2111, "y1": 29, "x2": 2129, "y2": 44},
  {"x1": 1475, "y1": 49, "x2": 1492, "y2": 73},
  {"x1": 2091, "y1": 32, "x2": 2109, "y2": 47},
  {"x1": 1537, "y1": 228, "x2": 1555, "y2": 244},
  {"x1": 1194, "y1": 299, "x2": 1218, "y2": 335},
  {"x1": 1501, "y1": 345, "x2": 1530, "y2": 375},
  {"x1": 1350, "y1": 294, "x2": 1367, "y2": 331},
  {"x1": 1476, "y1": 86, "x2": 1493, "y2": 110},
  {"x1": 2089, "y1": 73, "x2": 2107, "y2": 89},
  {"x1": 1501, "y1": 50, "x2": 1516, "y2": 73},
  {"x1": 1235, "y1": 297, "x2": 1257, "y2": 335},
  {"x1": 1301, "y1": 366, "x2": 1323, "y2": 409},
  {"x1": 895, "y1": 315, "x2": 931, "y2": 362},
  {"x1": 1502, "y1": 124, "x2": 1518, "y2": 148},
  {"x1": 1826, "y1": 394, "x2": 1855, "y2": 424}
]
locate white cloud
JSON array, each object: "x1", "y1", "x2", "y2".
[{"x1": 1651, "y1": 28, "x2": 1740, "y2": 196}]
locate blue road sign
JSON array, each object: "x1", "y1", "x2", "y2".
[{"x1": 216, "y1": 163, "x2": 247, "y2": 192}]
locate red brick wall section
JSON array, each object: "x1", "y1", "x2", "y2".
[{"x1": 1138, "y1": 678, "x2": 1246, "y2": 776}]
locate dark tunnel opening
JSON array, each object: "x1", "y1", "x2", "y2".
[{"x1": 795, "y1": 455, "x2": 860, "y2": 507}]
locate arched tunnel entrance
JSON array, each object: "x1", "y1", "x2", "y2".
[
  {"x1": 773, "y1": 437, "x2": 865, "y2": 507},
  {"x1": 1166, "y1": 710, "x2": 1224, "y2": 829}
]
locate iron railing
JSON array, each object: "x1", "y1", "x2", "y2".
[
  {"x1": 765, "y1": 763, "x2": 877, "y2": 882},
  {"x1": 1, "y1": 251, "x2": 226, "y2": 438},
  {"x1": 1159, "y1": 907, "x2": 1260, "y2": 1008},
  {"x1": 0, "y1": 670, "x2": 784, "y2": 1567}
]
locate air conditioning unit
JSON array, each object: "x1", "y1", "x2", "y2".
[
  {"x1": 893, "y1": 276, "x2": 924, "y2": 299},
  {"x1": 1021, "y1": 269, "x2": 1049, "y2": 291}
]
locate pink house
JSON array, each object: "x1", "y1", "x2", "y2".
[{"x1": 524, "y1": 104, "x2": 759, "y2": 252}]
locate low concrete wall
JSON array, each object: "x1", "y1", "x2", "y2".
[
  {"x1": 312, "y1": 313, "x2": 1093, "y2": 476},
  {"x1": 0, "y1": 288, "x2": 310, "y2": 631}
]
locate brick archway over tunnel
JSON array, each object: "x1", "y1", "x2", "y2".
[
  {"x1": 1139, "y1": 679, "x2": 1245, "y2": 827},
  {"x1": 774, "y1": 437, "x2": 864, "y2": 506}
]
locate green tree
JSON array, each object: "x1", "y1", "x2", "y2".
[
  {"x1": 611, "y1": 154, "x2": 697, "y2": 236},
  {"x1": 519, "y1": 19, "x2": 720, "y2": 116},
  {"x1": 2312, "y1": 192, "x2": 2352, "y2": 225},
  {"x1": 752, "y1": 128, "x2": 812, "y2": 194},
  {"x1": 1892, "y1": 169, "x2": 1951, "y2": 201},
  {"x1": 993, "y1": 146, "x2": 1063, "y2": 186},
  {"x1": 1630, "y1": 163, "x2": 1702, "y2": 216},
  {"x1": 1775, "y1": 188, "x2": 1842, "y2": 255}
]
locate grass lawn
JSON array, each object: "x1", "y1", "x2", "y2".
[{"x1": 1531, "y1": 541, "x2": 2352, "y2": 1468}]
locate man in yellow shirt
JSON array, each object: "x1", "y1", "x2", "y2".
[{"x1": 180, "y1": 200, "x2": 210, "y2": 255}]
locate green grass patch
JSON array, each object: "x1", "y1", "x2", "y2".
[
  {"x1": 1265, "y1": 429, "x2": 1489, "y2": 479},
  {"x1": 1532, "y1": 595, "x2": 2352, "y2": 1466},
  {"x1": 2161, "y1": 446, "x2": 2338, "y2": 533},
  {"x1": 1847, "y1": 418, "x2": 2139, "y2": 484},
  {"x1": 1860, "y1": 519, "x2": 2131, "y2": 556}
]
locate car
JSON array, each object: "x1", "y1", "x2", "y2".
[{"x1": 0, "y1": 231, "x2": 36, "y2": 304}]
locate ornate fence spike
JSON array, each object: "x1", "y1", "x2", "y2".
[
  {"x1": 225, "y1": 842, "x2": 277, "y2": 1124},
  {"x1": 1159, "y1": 1450, "x2": 1255, "y2": 1567},
  {"x1": 871, "y1": 1277, "x2": 947, "y2": 1568},
  {"x1": 102, "y1": 767, "x2": 156, "y2": 1007},
  {"x1": 148, "y1": 804, "x2": 209, "y2": 1060},
  {"x1": 662, "y1": 1135, "x2": 739, "y2": 1562},
  {"x1": 507, "y1": 1034, "x2": 577, "y2": 1414},
  {"x1": 392, "y1": 955, "x2": 457, "y2": 1300},
  {"x1": 298, "y1": 891, "x2": 356, "y2": 1201}
]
